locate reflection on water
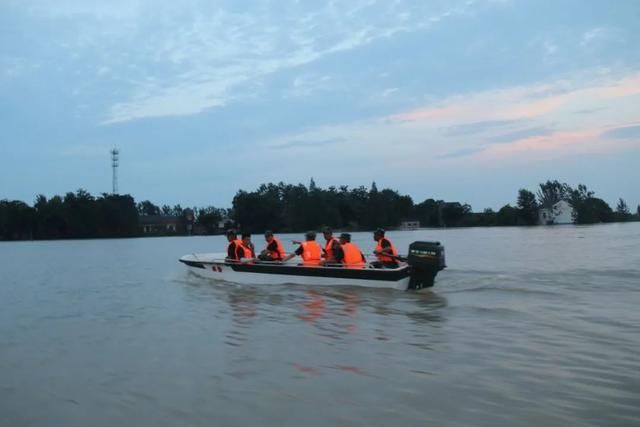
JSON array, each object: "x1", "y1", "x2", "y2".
[
  {"x1": 223, "y1": 285, "x2": 449, "y2": 335},
  {"x1": 1, "y1": 224, "x2": 640, "y2": 426},
  {"x1": 211, "y1": 284, "x2": 451, "y2": 386},
  {"x1": 299, "y1": 289, "x2": 326, "y2": 323}
]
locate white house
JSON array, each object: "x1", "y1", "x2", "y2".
[{"x1": 538, "y1": 200, "x2": 574, "y2": 225}]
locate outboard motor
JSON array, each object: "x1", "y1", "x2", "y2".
[{"x1": 407, "y1": 241, "x2": 446, "y2": 290}]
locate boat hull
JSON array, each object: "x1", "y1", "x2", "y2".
[{"x1": 179, "y1": 254, "x2": 412, "y2": 290}]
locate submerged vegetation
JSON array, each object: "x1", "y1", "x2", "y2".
[{"x1": 0, "y1": 180, "x2": 637, "y2": 240}]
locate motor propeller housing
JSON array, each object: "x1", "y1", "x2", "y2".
[{"x1": 407, "y1": 241, "x2": 446, "y2": 289}]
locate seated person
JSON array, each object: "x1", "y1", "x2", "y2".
[
  {"x1": 258, "y1": 230, "x2": 286, "y2": 261},
  {"x1": 283, "y1": 231, "x2": 322, "y2": 265},
  {"x1": 371, "y1": 228, "x2": 399, "y2": 268},
  {"x1": 225, "y1": 229, "x2": 243, "y2": 261},
  {"x1": 338, "y1": 233, "x2": 367, "y2": 268},
  {"x1": 320, "y1": 226, "x2": 342, "y2": 265},
  {"x1": 236, "y1": 232, "x2": 255, "y2": 259}
]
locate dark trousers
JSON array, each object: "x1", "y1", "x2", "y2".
[{"x1": 370, "y1": 261, "x2": 399, "y2": 269}]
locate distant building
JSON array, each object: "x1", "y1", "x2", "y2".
[
  {"x1": 140, "y1": 209, "x2": 195, "y2": 235},
  {"x1": 400, "y1": 220, "x2": 420, "y2": 230},
  {"x1": 183, "y1": 208, "x2": 194, "y2": 235},
  {"x1": 539, "y1": 200, "x2": 574, "y2": 225},
  {"x1": 140, "y1": 215, "x2": 180, "y2": 234}
]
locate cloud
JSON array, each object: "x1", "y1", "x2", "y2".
[
  {"x1": 285, "y1": 74, "x2": 333, "y2": 98},
  {"x1": 252, "y1": 70, "x2": 640, "y2": 170},
  {"x1": 436, "y1": 125, "x2": 555, "y2": 159},
  {"x1": 492, "y1": 126, "x2": 553, "y2": 144},
  {"x1": 267, "y1": 137, "x2": 345, "y2": 150},
  {"x1": 437, "y1": 146, "x2": 484, "y2": 159},
  {"x1": 393, "y1": 105, "x2": 466, "y2": 123},
  {"x1": 380, "y1": 87, "x2": 398, "y2": 98},
  {"x1": 25, "y1": 0, "x2": 144, "y2": 20},
  {"x1": 391, "y1": 71, "x2": 640, "y2": 125},
  {"x1": 476, "y1": 124, "x2": 640, "y2": 164},
  {"x1": 580, "y1": 27, "x2": 624, "y2": 49},
  {"x1": 573, "y1": 107, "x2": 606, "y2": 115},
  {"x1": 479, "y1": 128, "x2": 602, "y2": 161},
  {"x1": 444, "y1": 119, "x2": 520, "y2": 136},
  {"x1": 93, "y1": 0, "x2": 479, "y2": 123},
  {"x1": 602, "y1": 124, "x2": 640, "y2": 140}
]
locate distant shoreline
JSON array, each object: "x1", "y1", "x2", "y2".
[{"x1": 1, "y1": 181, "x2": 638, "y2": 241}]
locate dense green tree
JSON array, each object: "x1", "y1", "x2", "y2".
[
  {"x1": 439, "y1": 202, "x2": 472, "y2": 227},
  {"x1": 1, "y1": 190, "x2": 138, "y2": 240},
  {"x1": 232, "y1": 188, "x2": 284, "y2": 232},
  {"x1": 615, "y1": 198, "x2": 631, "y2": 222},
  {"x1": 569, "y1": 184, "x2": 613, "y2": 224},
  {"x1": 138, "y1": 200, "x2": 161, "y2": 216},
  {"x1": 33, "y1": 194, "x2": 67, "y2": 239},
  {"x1": 232, "y1": 182, "x2": 428, "y2": 232},
  {"x1": 517, "y1": 189, "x2": 539, "y2": 225},
  {"x1": 458, "y1": 208, "x2": 498, "y2": 227},
  {"x1": 95, "y1": 194, "x2": 139, "y2": 237},
  {"x1": 496, "y1": 204, "x2": 518, "y2": 226},
  {"x1": 196, "y1": 206, "x2": 225, "y2": 233},
  {"x1": 171, "y1": 204, "x2": 183, "y2": 217},
  {"x1": 478, "y1": 208, "x2": 498, "y2": 226},
  {"x1": 161, "y1": 205, "x2": 173, "y2": 215},
  {"x1": 537, "y1": 180, "x2": 571, "y2": 208},
  {"x1": 63, "y1": 189, "x2": 99, "y2": 238},
  {"x1": 413, "y1": 199, "x2": 440, "y2": 227},
  {"x1": 0, "y1": 200, "x2": 35, "y2": 240}
]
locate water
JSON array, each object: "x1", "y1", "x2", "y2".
[{"x1": 1, "y1": 224, "x2": 639, "y2": 426}]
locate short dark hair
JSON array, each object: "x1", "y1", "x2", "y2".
[
  {"x1": 226, "y1": 229, "x2": 237, "y2": 236},
  {"x1": 264, "y1": 230, "x2": 273, "y2": 237},
  {"x1": 322, "y1": 226, "x2": 332, "y2": 234},
  {"x1": 241, "y1": 232, "x2": 251, "y2": 238},
  {"x1": 305, "y1": 231, "x2": 316, "y2": 240},
  {"x1": 374, "y1": 228, "x2": 385, "y2": 236},
  {"x1": 339, "y1": 232, "x2": 351, "y2": 242}
]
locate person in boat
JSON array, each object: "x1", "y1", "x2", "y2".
[
  {"x1": 338, "y1": 233, "x2": 367, "y2": 268},
  {"x1": 283, "y1": 231, "x2": 322, "y2": 265},
  {"x1": 372, "y1": 228, "x2": 399, "y2": 268},
  {"x1": 258, "y1": 230, "x2": 286, "y2": 261},
  {"x1": 225, "y1": 229, "x2": 243, "y2": 261},
  {"x1": 236, "y1": 232, "x2": 255, "y2": 259},
  {"x1": 320, "y1": 226, "x2": 342, "y2": 265}
]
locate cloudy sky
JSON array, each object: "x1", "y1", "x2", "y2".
[{"x1": 1, "y1": 0, "x2": 639, "y2": 210}]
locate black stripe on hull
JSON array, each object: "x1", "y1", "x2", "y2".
[
  {"x1": 228, "y1": 263, "x2": 412, "y2": 282},
  {"x1": 179, "y1": 260, "x2": 206, "y2": 269}
]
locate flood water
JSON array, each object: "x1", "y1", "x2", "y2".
[{"x1": 1, "y1": 223, "x2": 639, "y2": 426}]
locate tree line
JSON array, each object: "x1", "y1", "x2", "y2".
[
  {"x1": 0, "y1": 190, "x2": 227, "y2": 240},
  {"x1": 231, "y1": 179, "x2": 638, "y2": 231},
  {"x1": 1, "y1": 180, "x2": 638, "y2": 240}
]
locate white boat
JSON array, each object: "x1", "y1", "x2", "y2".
[{"x1": 179, "y1": 241, "x2": 446, "y2": 291}]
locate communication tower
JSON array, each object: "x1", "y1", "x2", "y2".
[{"x1": 110, "y1": 148, "x2": 119, "y2": 194}]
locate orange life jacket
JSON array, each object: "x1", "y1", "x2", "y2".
[
  {"x1": 342, "y1": 242, "x2": 365, "y2": 268},
  {"x1": 324, "y1": 237, "x2": 338, "y2": 260},
  {"x1": 375, "y1": 238, "x2": 398, "y2": 263},
  {"x1": 301, "y1": 241, "x2": 322, "y2": 265},
  {"x1": 267, "y1": 237, "x2": 286, "y2": 260},
  {"x1": 227, "y1": 239, "x2": 243, "y2": 260},
  {"x1": 236, "y1": 243, "x2": 254, "y2": 259}
]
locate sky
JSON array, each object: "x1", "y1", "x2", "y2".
[{"x1": 1, "y1": 0, "x2": 639, "y2": 211}]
